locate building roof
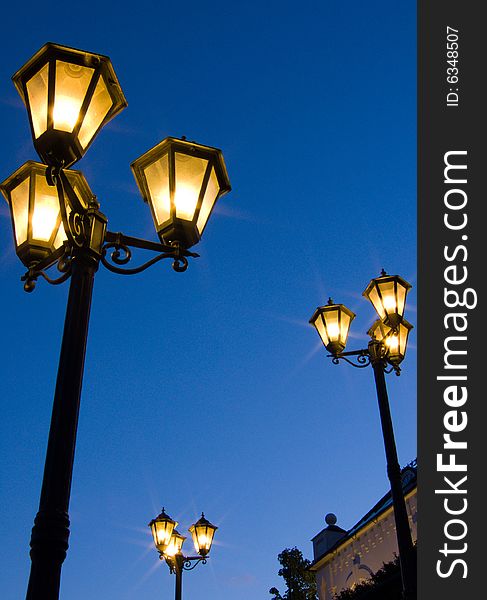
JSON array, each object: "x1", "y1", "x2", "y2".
[{"x1": 310, "y1": 460, "x2": 417, "y2": 571}]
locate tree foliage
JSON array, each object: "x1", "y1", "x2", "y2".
[{"x1": 269, "y1": 547, "x2": 318, "y2": 600}]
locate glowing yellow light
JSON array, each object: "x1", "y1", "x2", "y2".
[
  {"x1": 382, "y1": 295, "x2": 396, "y2": 311},
  {"x1": 53, "y1": 95, "x2": 80, "y2": 131},
  {"x1": 174, "y1": 183, "x2": 199, "y2": 221},
  {"x1": 32, "y1": 198, "x2": 60, "y2": 241},
  {"x1": 164, "y1": 540, "x2": 179, "y2": 557},
  {"x1": 327, "y1": 323, "x2": 340, "y2": 340},
  {"x1": 387, "y1": 334, "x2": 399, "y2": 352}
]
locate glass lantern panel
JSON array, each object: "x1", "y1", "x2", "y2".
[
  {"x1": 53, "y1": 222, "x2": 68, "y2": 249},
  {"x1": 313, "y1": 313, "x2": 328, "y2": 347},
  {"x1": 151, "y1": 521, "x2": 173, "y2": 549},
  {"x1": 165, "y1": 533, "x2": 184, "y2": 556},
  {"x1": 387, "y1": 332, "x2": 400, "y2": 356},
  {"x1": 396, "y1": 281, "x2": 407, "y2": 319},
  {"x1": 26, "y1": 63, "x2": 49, "y2": 139},
  {"x1": 196, "y1": 525, "x2": 214, "y2": 553},
  {"x1": 32, "y1": 174, "x2": 62, "y2": 242},
  {"x1": 69, "y1": 180, "x2": 90, "y2": 210},
  {"x1": 10, "y1": 177, "x2": 30, "y2": 246},
  {"x1": 324, "y1": 309, "x2": 340, "y2": 343},
  {"x1": 174, "y1": 153, "x2": 208, "y2": 221},
  {"x1": 196, "y1": 166, "x2": 220, "y2": 235},
  {"x1": 78, "y1": 75, "x2": 112, "y2": 150},
  {"x1": 368, "y1": 285, "x2": 385, "y2": 320},
  {"x1": 398, "y1": 322, "x2": 410, "y2": 355},
  {"x1": 339, "y1": 311, "x2": 351, "y2": 345},
  {"x1": 145, "y1": 154, "x2": 171, "y2": 227},
  {"x1": 378, "y1": 280, "x2": 396, "y2": 316},
  {"x1": 54, "y1": 61, "x2": 94, "y2": 132}
]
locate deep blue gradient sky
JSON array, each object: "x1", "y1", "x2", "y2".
[{"x1": 0, "y1": 2, "x2": 416, "y2": 598}]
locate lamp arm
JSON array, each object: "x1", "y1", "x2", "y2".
[
  {"x1": 101, "y1": 232, "x2": 199, "y2": 275},
  {"x1": 330, "y1": 348, "x2": 371, "y2": 369},
  {"x1": 181, "y1": 556, "x2": 207, "y2": 571}
]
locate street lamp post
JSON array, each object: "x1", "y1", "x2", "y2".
[
  {"x1": 149, "y1": 509, "x2": 217, "y2": 600},
  {"x1": 310, "y1": 271, "x2": 416, "y2": 600},
  {"x1": 1, "y1": 42, "x2": 231, "y2": 600}
]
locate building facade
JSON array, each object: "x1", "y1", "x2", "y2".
[{"x1": 309, "y1": 463, "x2": 417, "y2": 600}]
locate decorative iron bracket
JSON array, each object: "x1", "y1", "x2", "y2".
[
  {"x1": 101, "y1": 231, "x2": 199, "y2": 275},
  {"x1": 330, "y1": 348, "x2": 371, "y2": 369},
  {"x1": 329, "y1": 345, "x2": 401, "y2": 376}
]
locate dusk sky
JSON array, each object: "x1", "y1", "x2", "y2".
[{"x1": 0, "y1": 2, "x2": 416, "y2": 599}]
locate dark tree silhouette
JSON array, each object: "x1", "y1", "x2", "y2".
[{"x1": 269, "y1": 547, "x2": 318, "y2": 600}]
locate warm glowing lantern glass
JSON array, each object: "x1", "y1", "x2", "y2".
[
  {"x1": 309, "y1": 299, "x2": 356, "y2": 356},
  {"x1": 12, "y1": 42, "x2": 127, "y2": 167},
  {"x1": 1, "y1": 160, "x2": 94, "y2": 267},
  {"x1": 188, "y1": 513, "x2": 217, "y2": 557},
  {"x1": 363, "y1": 271, "x2": 412, "y2": 329},
  {"x1": 368, "y1": 318, "x2": 413, "y2": 365},
  {"x1": 131, "y1": 137, "x2": 231, "y2": 248},
  {"x1": 149, "y1": 508, "x2": 177, "y2": 553},
  {"x1": 164, "y1": 529, "x2": 186, "y2": 557}
]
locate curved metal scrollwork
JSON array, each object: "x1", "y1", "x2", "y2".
[
  {"x1": 21, "y1": 246, "x2": 73, "y2": 293},
  {"x1": 47, "y1": 166, "x2": 89, "y2": 249},
  {"x1": 182, "y1": 557, "x2": 207, "y2": 571},
  {"x1": 331, "y1": 351, "x2": 371, "y2": 369},
  {"x1": 101, "y1": 236, "x2": 197, "y2": 276}
]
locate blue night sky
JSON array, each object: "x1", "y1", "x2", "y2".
[{"x1": 0, "y1": 2, "x2": 416, "y2": 599}]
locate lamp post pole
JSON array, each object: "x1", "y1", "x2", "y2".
[
  {"x1": 369, "y1": 341, "x2": 416, "y2": 600},
  {"x1": 310, "y1": 273, "x2": 416, "y2": 600},
  {"x1": 174, "y1": 555, "x2": 183, "y2": 600},
  {"x1": 3, "y1": 42, "x2": 232, "y2": 600},
  {"x1": 26, "y1": 252, "x2": 98, "y2": 600}
]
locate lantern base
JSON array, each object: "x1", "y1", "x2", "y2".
[
  {"x1": 34, "y1": 130, "x2": 83, "y2": 169},
  {"x1": 158, "y1": 221, "x2": 201, "y2": 250}
]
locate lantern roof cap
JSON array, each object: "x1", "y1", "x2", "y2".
[
  {"x1": 309, "y1": 302, "x2": 356, "y2": 325},
  {"x1": 148, "y1": 507, "x2": 177, "y2": 527},
  {"x1": 190, "y1": 512, "x2": 218, "y2": 530},
  {"x1": 12, "y1": 41, "x2": 127, "y2": 112},
  {"x1": 363, "y1": 271, "x2": 412, "y2": 297}
]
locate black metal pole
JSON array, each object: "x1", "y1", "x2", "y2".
[
  {"x1": 369, "y1": 343, "x2": 416, "y2": 600},
  {"x1": 26, "y1": 251, "x2": 98, "y2": 600},
  {"x1": 174, "y1": 555, "x2": 183, "y2": 600}
]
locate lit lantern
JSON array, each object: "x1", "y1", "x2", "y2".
[
  {"x1": 362, "y1": 271, "x2": 412, "y2": 329},
  {"x1": 12, "y1": 42, "x2": 127, "y2": 167},
  {"x1": 131, "y1": 137, "x2": 231, "y2": 249},
  {"x1": 309, "y1": 299, "x2": 356, "y2": 356},
  {"x1": 0, "y1": 160, "x2": 94, "y2": 267},
  {"x1": 368, "y1": 318, "x2": 413, "y2": 365},
  {"x1": 164, "y1": 530, "x2": 186, "y2": 557},
  {"x1": 188, "y1": 513, "x2": 217, "y2": 557},
  {"x1": 149, "y1": 508, "x2": 177, "y2": 553}
]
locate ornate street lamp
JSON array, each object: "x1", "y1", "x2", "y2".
[
  {"x1": 310, "y1": 272, "x2": 416, "y2": 600},
  {"x1": 12, "y1": 42, "x2": 127, "y2": 168},
  {"x1": 150, "y1": 509, "x2": 217, "y2": 600},
  {"x1": 188, "y1": 513, "x2": 218, "y2": 557},
  {"x1": 131, "y1": 136, "x2": 231, "y2": 249},
  {"x1": 2, "y1": 42, "x2": 231, "y2": 600},
  {"x1": 309, "y1": 298, "x2": 355, "y2": 356},
  {"x1": 0, "y1": 160, "x2": 94, "y2": 267},
  {"x1": 368, "y1": 318, "x2": 414, "y2": 369},
  {"x1": 149, "y1": 508, "x2": 178, "y2": 554},
  {"x1": 362, "y1": 270, "x2": 412, "y2": 329}
]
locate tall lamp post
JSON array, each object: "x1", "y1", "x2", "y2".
[
  {"x1": 309, "y1": 271, "x2": 416, "y2": 600},
  {"x1": 1, "y1": 43, "x2": 231, "y2": 600},
  {"x1": 149, "y1": 508, "x2": 217, "y2": 600}
]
